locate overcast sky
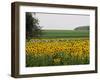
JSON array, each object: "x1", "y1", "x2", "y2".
[{"x1": 32, "y1": 12, "x2": 90, "y2": 30}]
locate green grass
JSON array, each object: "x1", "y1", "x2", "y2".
[{"x1": 41, "y1": 30, "x2": 89, "y2": 38}]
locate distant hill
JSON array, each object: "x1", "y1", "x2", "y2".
[{"x1": 74, "y1": 26, "x2": 89, "y2": 30}]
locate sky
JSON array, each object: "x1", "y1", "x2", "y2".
[{"x1": 32, "y1": 12, "x2": 90, "y2": 30}]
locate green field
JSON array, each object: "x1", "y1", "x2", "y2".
[{"x1": 41, "y1": 30, "x2": 89, "y2": 38}]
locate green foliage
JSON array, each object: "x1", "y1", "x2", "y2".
[
  {"x1": 26, "y1": 12, "x2": 42, "y2": 39},
  {"x1": 74, "y1": 26, "x2": 89, "y2": 30},
  {"x1": 26, "y1": 54, "x2": 53, "y2": 67},
  {"x1": 26, "y1": 52, "x2": 89, "y2": 67}
]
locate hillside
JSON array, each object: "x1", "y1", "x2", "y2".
[{"x1": 74, "y1": 26, "x2": 89, "y2": 30}]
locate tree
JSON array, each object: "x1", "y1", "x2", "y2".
[
  {"x1": 26, "y1": 12, "x2": 42, "y2": 39},
  {"x1": 74, "y1": 26, "x2": 89, "y2": 31}
]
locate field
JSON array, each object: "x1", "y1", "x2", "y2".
[
  {"x1": 41, "y1": 30, "x2": 89, "y2": 38},
  {"x1": 26, "y1": 30, "x2": 89, "y2": 67}
]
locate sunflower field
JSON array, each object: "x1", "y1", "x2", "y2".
[{"x1": 26, "y1": 38, "x2": 89, "y2": 67}]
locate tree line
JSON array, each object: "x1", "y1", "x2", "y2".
[{"x1": 26, "y1": 12, "x2": 42, "y2": 40}]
